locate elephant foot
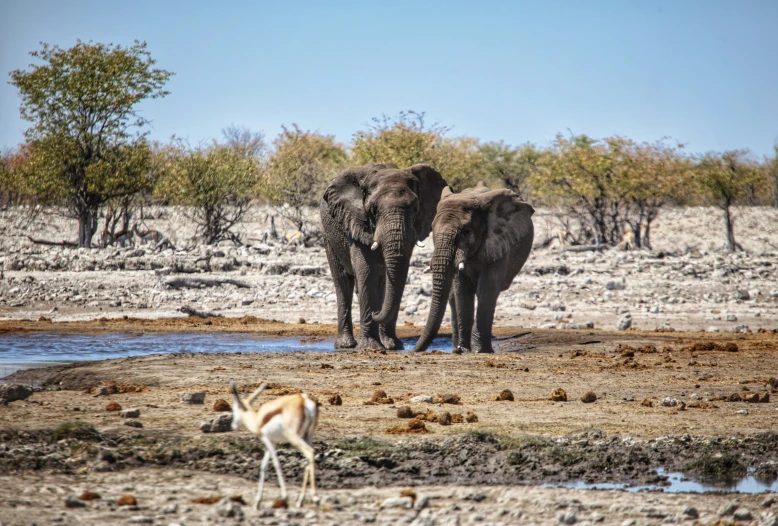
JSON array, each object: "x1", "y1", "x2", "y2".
[
  {"x1": 380, "y1": 334, "x2": 404, "y2": 351},
  {"x1": 356, "y1": 337, "x2": 385, "y2": 350},
  {"x1": 473, "y1": 343, "x2": 494, "y2": 354},
  {"x1": 452, "y1": 345, "x2": 471, "y2": 354},
  {"x1": 335, "y1": 334, "x2": 357, "y2": 349}
]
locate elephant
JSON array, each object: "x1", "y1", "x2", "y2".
[
  {"x1": 320, "y1": 163, "x2": 448, "y2": 350},
  {"x1": 413, "y1": 182, "x2": 535, "y2": 353}
]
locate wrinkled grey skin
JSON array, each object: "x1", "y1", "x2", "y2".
[
  {"x1": 414, "y1": 182, "x2": 535, "y2": 354},
  {"x1": 320, "y1": 163, "x2": 448, "y2": 350}
]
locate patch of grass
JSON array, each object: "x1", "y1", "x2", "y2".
[
  {"x1": 497, "y1": 434, "x2": 549, "y2": 451},
  {"x1": 51, "y1": 421, "x2": 101, "y2": 442},
  {"x1": 463, "y1": 431, "x2": 499, "y2": 444},
  {"x1": 685, "y1": 454, "x2": 747, "y2": 484},
  {"x1": 333, "y1": 437, "x2": 390, "y2": 457}
]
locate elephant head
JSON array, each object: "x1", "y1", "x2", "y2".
[
  {"x1": 323, "y1": 163, "x2": 448, "y2": 324},
  {"x1": 414, "y1": 182, "x2": 535, "y2": 352}
]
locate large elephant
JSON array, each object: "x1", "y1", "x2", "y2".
[
  {"x1": 320, "y1": 163, "x2": 448, "y2": 350},
  {"x1": 413, "y1": 182, "x2": 535, "y2": 353}
]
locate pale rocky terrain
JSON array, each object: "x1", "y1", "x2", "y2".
[{"x1": 1, "y1": 205, "x2": 778, "y2": 333}]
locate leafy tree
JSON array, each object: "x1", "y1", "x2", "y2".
[
  {"x1": 263, "y1": 125, "x2": 347, "y2": 232},
  {"x1": 475, "y1": 141, "x2": 544, "y2": 198},
  {"x1": 533, "y1": 134, "x2": 628, "y2": 245},
  {"x1": 158, "y1": 141, "x2": 261, "y2": 245},
  {"x1": 9, "y1": 40, "x2": 172, "y2": 247},
  {"x1": 695, "y1": 150, "x2": 765, "y2": 252},
  {"x1": 351, "y1": 111, "x2": 481, "y2": 190}
]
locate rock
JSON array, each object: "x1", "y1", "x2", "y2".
[
  {"x1": 92, "y1": 386, "x2": 110, "y2": 397},
  {"x1": 127, "y1": 517, "x2": 153, "y2": 524},
  {"x1": 289, "y1": 265, "x2": 323, "y2": 276},
  {"x1": 550, "y1": 389, "x2": 567, "y2": 402},
  {"x1": 769, "y1": 378, "x2": 778, "y2": 390},
  {"x1": 212, "y1": 399, "x2": 231, "y2": 412},
  {"x1": 736, "y1": 409, "x2": 749, "y2": 415},
  {"x1": 465, "y1": 411, "x2": 479, "y2": 423},
  {"x1": 119, "y1": 408, "x2": 140, "y2": 418},
  {"x1": 438, "y1": 411, "x2": 452, "y2": 425},
  {"x1": 726, "y1": 313, "x2": 738, "y2": 322},
  {"x1": 328, "y1": 394, "x2": 342, "y2": 405},
  {"x1": 580, "y1": 391, "x2": 597, "y2": 403},
  {"x1": 616, "y1": 314, "x2": 633, "y2": 331},
  {"x1": 179, "y1": 391, "x2": 206, "y2": 404},
  {"x1": 764, "y1": 496, "x2": 776, "y2": 508},
  {"x1": 118, "y1": 495, "x2": 137, "y2": 506},
  {"x1": 745, "y1": 393, "x2": 761, "y2": 403},
  {"x1": 734, "y1": 324, "x2": 749, "y2": 333},
  {"x1": 271, "y1": 497, "x2": 288, "y2": 509},
  {"x1": 65, "y1": 495, "x2": 86, "y2": 508},
  {"x1": 214, "y1": 497, "x2": 244, "y2": 519},
  {"x1": 493, "y1": 389, "x2": 514, "y2": 401},
  {"x1": 606, "y1": 280, "x2": 625, "y2": 291},
  {"x1": 124, "y1": 420, "x2": 143, "y2": 428},
  {"x1": 436, "y1": 393, "x2": 461, "y2": 404},
  {"x1": 0, "y1": 384, "x2": 33, "y2": 405},
  {"x1": 729, "y1": 393, "x2": 742, "y2": 402},
  {"x1": 161, "y1": 503, "x2": 178, "y2": 514},
  {"x1": 707, "y1": 326, "x2": 720, "y2": 333},
  {"x1": 683, "y1": 506, "x2": 699, "y2": 519},
  {"x1": 733, "y1": 509, "x2": 753, "y2": 521},
  {"x1": 202, "y1": 413, "x2": 233, "y2": 433},
  {"x1": 736, "y1": 290, "x2": 750, "y2": 301},
  {"x1": 380, "y1": 496, "x2": 414, "y2": 509},
  {"x1": 404, "y1": 304, "x2": 418, "y2": 315},
  {"x1": 397, "y1": 406, "x2": 415, "y2": 418},
  {"x1": 559, "y1": 509, "x2": 578, "y2": 524},
  {"x1": 641, "y1": 398, "x2": 653, "y2": 407},
  {"x1": 80, "y1": 491, "x2": 101, "y2": 501},
  {"x1": 759, "y1": 512, "x2": 778, "y2": 526},
  {"x1": 410, "y1": 395, "x2": 433, "y2": 404},
  {"x1": 661, "y1": 398, "x2": 679, "y2": 407},
  {"x1": 105, "y1": 402, "x2": 122, "y2": 411}
]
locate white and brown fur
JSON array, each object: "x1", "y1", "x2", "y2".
[{"x1": 230, "y1": 381, "x2": 319, "y2": 508}]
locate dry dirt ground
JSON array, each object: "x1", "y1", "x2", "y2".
[{"x1": 1, "y1": 319, "x2": 778, "y2": 525}]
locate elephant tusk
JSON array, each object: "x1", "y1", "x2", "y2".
[
  {"x1": 458, "y1": 262, "x2": 465, "y2": 271},
  {"x1": 416, "y1": 241, "x2": 424, "y2": 248},
  {"x1": 423, "y1": 266, "x2": 431, "y2": 274},
  {"x1": 371, "y1": 242, "x2": 379, "y2": 251}
]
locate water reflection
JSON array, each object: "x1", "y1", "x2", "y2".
[{"x1": 0, "y1": 332, "x2": 455, "y2": 378}]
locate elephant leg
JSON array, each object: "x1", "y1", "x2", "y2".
[
  {"x1": 454, "y1": 274, "x2": 476, "y2": 353},
  {"x1": 449, "y1": 295, "x2": 459, "y2": 349},
  {"x1": 379, "y1": 313, "x2": 403, "y2": 351},
  {"x1": 323, "y1": 241, "x2": 356, "y2": 349},
  {"x1": 473, "y1": 269, "x2": 501, "y2": 354},
  {"x1": 351, "y1": 245, "x2": 384, "y2": 349}
]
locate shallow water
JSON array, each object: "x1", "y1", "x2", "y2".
[
  {"x1": 549, "y1": 468, "x2": 778, "y2": 494},
  {"x1": 0, "y1": 332, "x2": 454, "y2": 378}
]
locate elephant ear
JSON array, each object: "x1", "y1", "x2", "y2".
[
  {"x1": 481, "y1": 189, "x2": 535, "y2": 263},
  {"x1": 409, "y1": 164, "x2": 448, "y2": 241},
  {"x1": 322, "y1": 168, "x2": 373, "y2": 245}
]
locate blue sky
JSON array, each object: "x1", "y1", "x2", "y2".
[{"x1": 1, "y1": 0, "x2": 777, "y2": 156}]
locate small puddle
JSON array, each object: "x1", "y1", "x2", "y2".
[
  {"x1": 0, "y1": 332, "x2": 454, "y2": 378},
  {"x1": 548, "y1": 468, "x2": 778, "y2": 494}
]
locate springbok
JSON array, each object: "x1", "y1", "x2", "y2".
[{"x1": 229, "y1": 381, "x2": 319, "y2": 509}]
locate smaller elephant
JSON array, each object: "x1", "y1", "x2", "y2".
[{"x1": 414, "y1": 182, "x2": 535, "y2": 353}]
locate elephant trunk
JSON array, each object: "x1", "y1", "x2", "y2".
[
  {"x1": 372, "y1": 212, "x2": 412, "y2": 325},
  {"x1": 413, "y1": 229, "x2": 459, "y2": 352}
]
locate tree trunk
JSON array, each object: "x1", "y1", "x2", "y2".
[
  {"x1": 723, "y1": 200, "x2": 737, "y2": 252},
  {"x1": 77, "y1": 207, "x2": 99, "y2": 248},
  {"x1": 642, "y1": 220, "x2": 652, "y2": 250}
]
